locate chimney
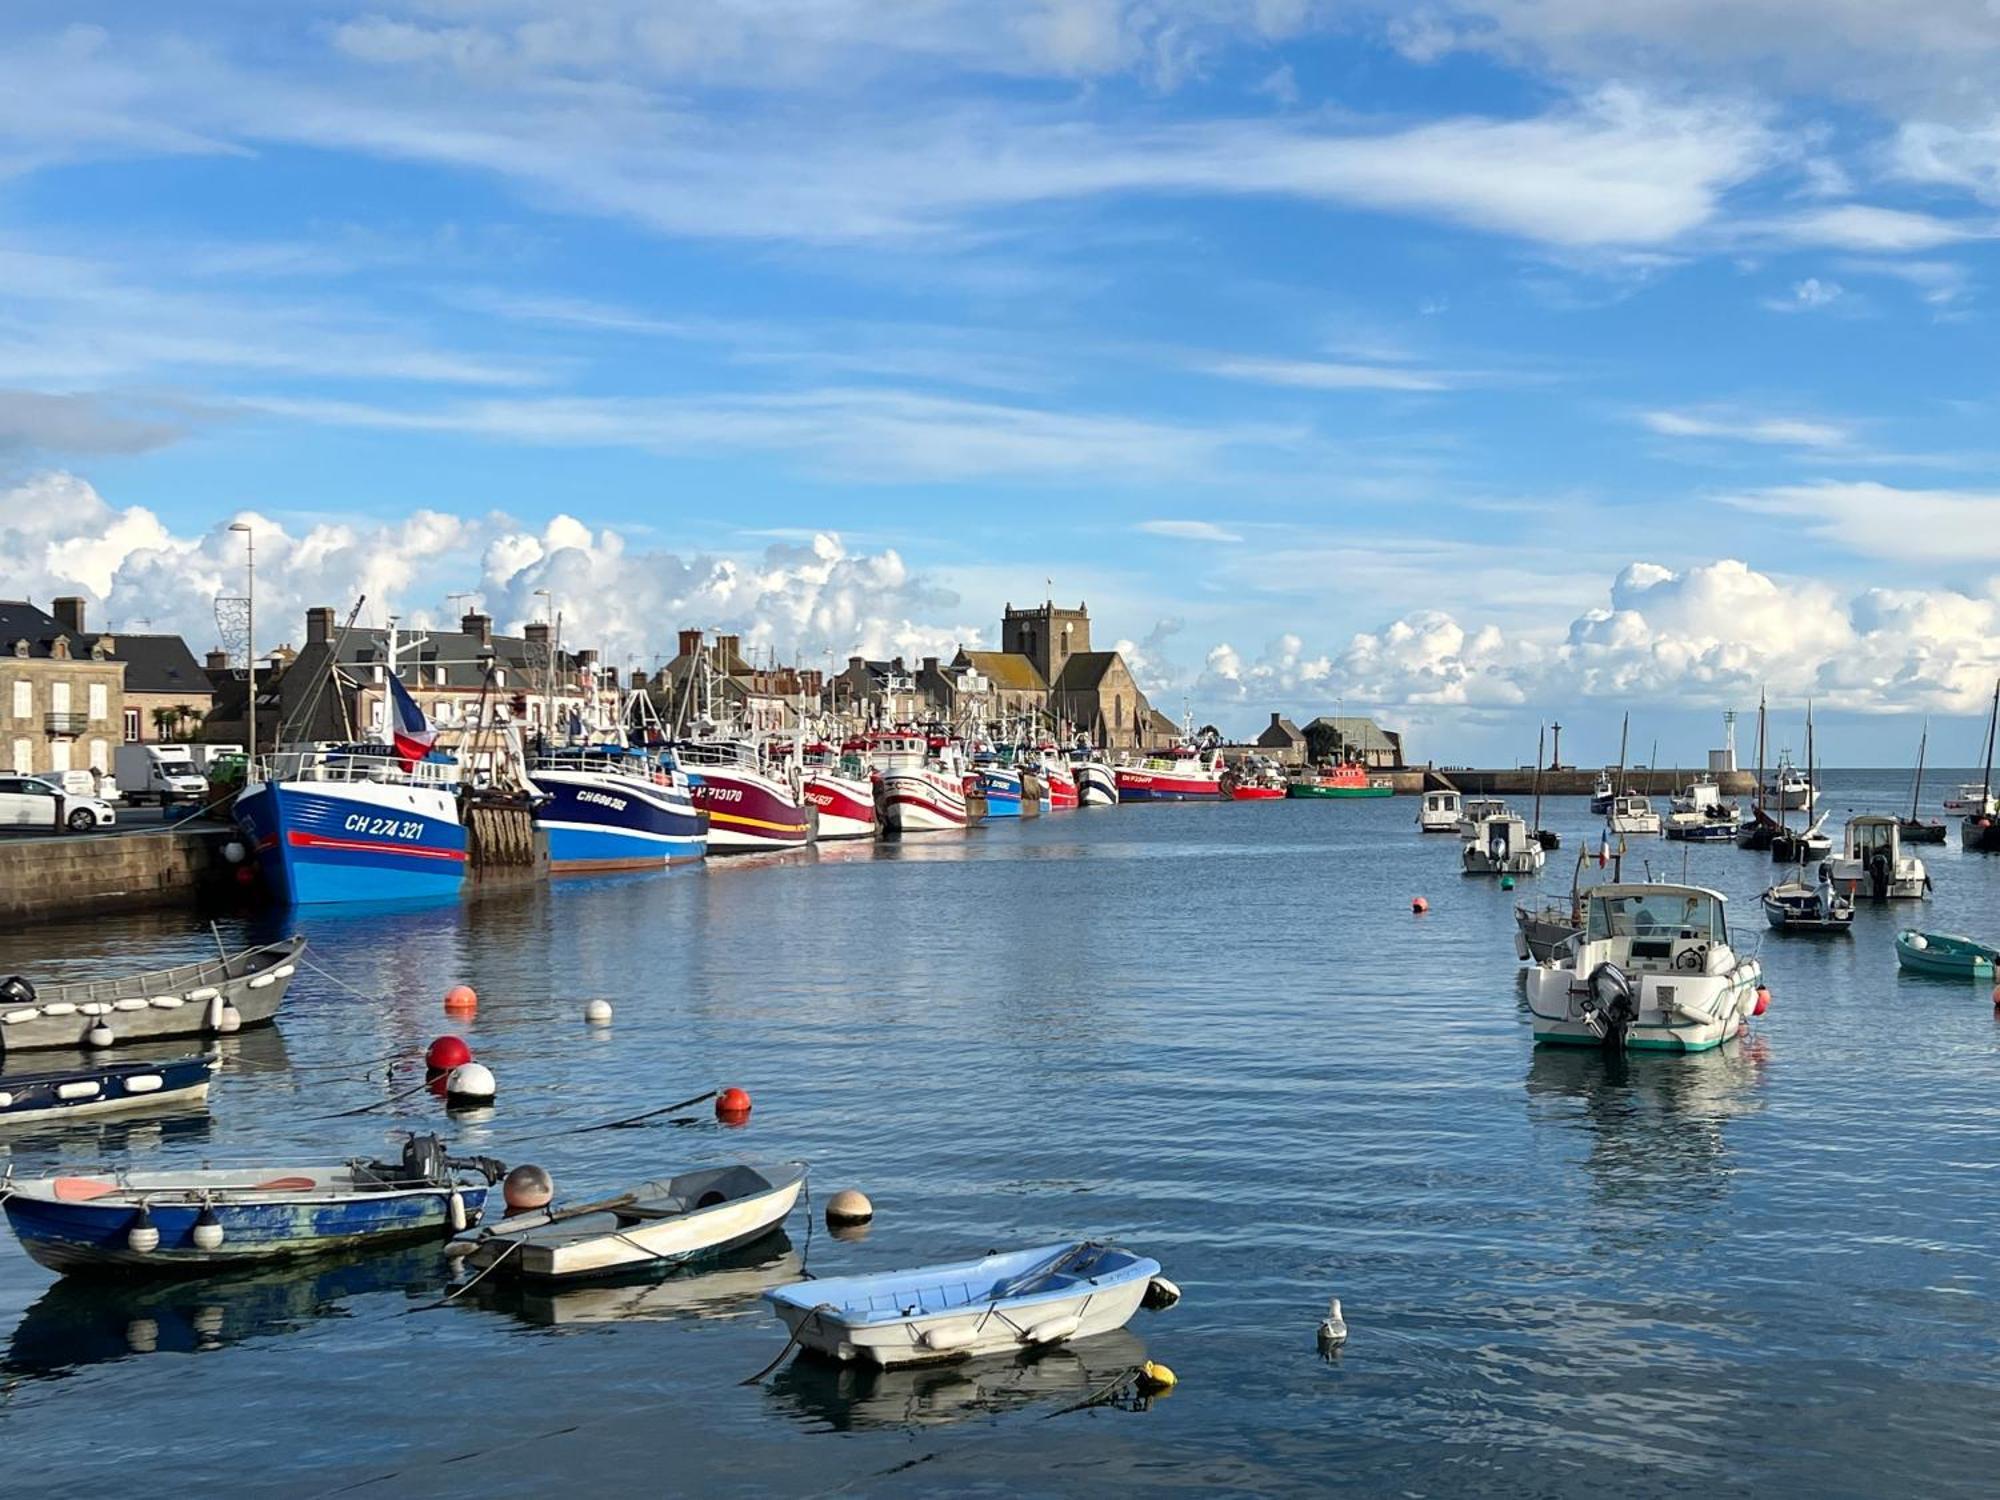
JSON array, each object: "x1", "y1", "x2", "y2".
[
  {"x1": 461, "y1": 611, "x2": 493, "y2": 646},
  {"x1": 206, "y1": 649, "x2": 230, "y2": 671},
  {"x1": 847, "y1": 655, "x2": 864, "y2": 671},
  {"x1": 52, "y1": 596, "x2": 85, "y2": 634},
  {"x1": 677, "y1": 628, "x2": 702, "y2": 660},
  {"x1": 630, "y1": 668, "x2": 649, "y2": 690},
  {"x1": 576, "y1": 648, "x2": 598, "y2": 671},
  {"x1": 524, "y1": 621, "x2": 551, "y2": 652},
  {"x1": 922, "y1": 656, "x2": 939, "y2": 673},
  {"x1": 1270, "y1": 712, "x2": 1283, "y2": 727},
  {"x1": 306, "y1": 606, "x2": 336, "y2": 644},
  {"x1": 717, "y1": 634, "x2": 741, "y2": 669}
]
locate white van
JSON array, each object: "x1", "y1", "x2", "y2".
[{"x1": 115, "y1": 743, "x2": 210, "y2": 806}]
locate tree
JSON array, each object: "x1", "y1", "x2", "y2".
[{"x1": 151, "y1": 706, "x2": 178, "y2": 740}]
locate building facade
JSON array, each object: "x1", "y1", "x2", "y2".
[{"x1": 0, "y1": 599, "x2": 124, "y2": 780}]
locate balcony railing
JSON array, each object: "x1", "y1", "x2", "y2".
[{"x1": 45, "y1": 712, "x2": 89, "y2": 737}]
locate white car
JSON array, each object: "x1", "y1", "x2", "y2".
[{"x1": 0, "y1": 775, "x2": 119, "y2": 832}]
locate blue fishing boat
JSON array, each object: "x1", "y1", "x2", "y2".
[
  {"x1": 972, "y1": 754, "x2": 1023, "y2": 818},
  {"x1": 530, "y1": 744, "x2": 707, "y2": 872},
  {"x1": 0, "y1": 1054, "x2": 216, "y2": 1127},
  {"x1": 0, "y1": 1135, "x2": 502, "y2": 1276},
  {"x1": 1895, "y1": 929, "x2": 2000, "y2": 980},
  {"x1": 764, "y1": 1240, "x2": 1176, "y2": 1367}
]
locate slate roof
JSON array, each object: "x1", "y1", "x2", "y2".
[
  {"x1": 0, "y1": 600, "x2": 89, "y2": 659},
  {"x1": 1256, "y1": 715, "x2": 1305, "y2": 747},
  {"x1": 1305, "y1": 715, "x2": 1401, "y2": 754},
  {"x1": 91, "y1": 633, "x2": 209, "y2": 695},
  {"x1": 954, "y1": 650, "x2": 1048, "y2": 694},
  {"x1": 1052, "y1": 651, "x2": 1124, "y2": 691}
]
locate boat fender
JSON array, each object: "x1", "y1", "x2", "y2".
[
  {"x1": 1907, "y1": 933, "x2": 1929, "y2": 951},
  {"x1": 150, "y1": 996, "x2": 185, "y2": 1009},
  {"x1": 1514, "y1": 931, "x2": 1530, "y2": 961},
  {"x1": 113, "y1": 998, "x2": 148, "y2": 1012},
  {"x1": 448, "y1": 1188, "x2": 468, "y2": 1233},
  {"x1": 127, "y1": 1207, "x2": 159, "y2": 1255},
  {"x1": 248, "y1": 974, "x2": 276, "y2": 990},
  {"x1": 1754, "y1": 985, "x2": 1771, "y2": 1017},
  {"x1": 192, "y1": 1208, "x2": 225, "y2": 1251},
  {"x1": 86, "y1": 1022, "x2": 115, "y2": 1049},
  {"x1": 40, "y1": 1002, "x2": 76, "y2": 1017},
  {"x1": 1142, "y1": 1275, "x2": 1182, "y2": 1311},
  {"x1": 272, "y1": 964, "x2": 296, "y2": 979},
  {"x1": 205, "y1": 994, "x2": 226, "y2": 1032},
  {"x1": 3, "y1": 1008, "x2": 38, "y2": 1025},
  {"x1": 188, "y1": 986, "x2": 221, "y2": 1002},
  {"x1": 919, "y1": 1324, "x2": 979, "y2": 1352},
  {"x1": 218, "y1": 1001, "x2": 243, "y2": 1034},
  {"x1": 124, "y1": 1074, "x2": 164, "y2": 1095},
  {"x1": 80, "y1": 1002, "x2": 110, "y2": 1016},
  {"x1": 0, "y1": 1092, "x2": 12, "y2": 1109},
  {"x1": 1024, "y1": 1313, "x2": 1082, "y2": 1345},
  {"x1": 57, "y1": 1081, "x2": 101, "y2": 1100}
]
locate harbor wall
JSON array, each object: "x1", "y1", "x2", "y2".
[
  {"x1": 1434, "y1": 767, "x2": 1756, "y2": 796},
  {"x1": 0, "y1": 826, "x2": 232, "y2": 924}
]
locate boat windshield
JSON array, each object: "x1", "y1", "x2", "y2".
[
  {"x1": 1848, "y1": 819, "x2": 1895, "y2": 856},
  {"x1": 1588, "y1": 890, "x2": 1724, "y2": 945}
]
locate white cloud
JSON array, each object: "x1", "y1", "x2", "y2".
[
  {"x1": 1773, "y1": 204, "x2": 1982, "y2": 252},
  {"x1": 1199, "y1": 632, "x2": 1335, "y2": 700},
  {"x1": 1762, "y1": 276, "x2": 1844, "y2": 312},
  {"x1": 1641, "y1": 408, "x2": 1850, "y2": 448},
  {"x1": 1196, "y1": 356, "x2": 1451, "y2": 392},
  {"x1": 1138, "y1": 519, "x2": 1244, "y2": 543},
  {"x1": 1722, "y1": 479, "x2": 2000, "y2": 563}
]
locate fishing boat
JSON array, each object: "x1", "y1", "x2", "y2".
[
  {"x1": 1113, "y1": 745, "x2": 1227, "y2": 802},
  {"x1": 529, "y1": 743, "x2": 706, "y2": 871},
  {"x1": 1073, "y1": 753, "x2": 1117, "y2": 807},
  {"x1": 762, "y1": 1240, "x2": 1175, "y2": 1367},
  {"x1": 971, "y1": 747, "x2": 1025, "y2": 818},
  {"x1": 1462, "y1": 810, "x2": 1545, "y2": 875},
  {"x1": 1761, "y1": 863, "x2": 1854, "y2": 932},
  {"x1": 1764, "y1": 752, "x2": 1815, "y2": 812},
  {"x1": 1899, "y1": 722, "x2": 1947, "y2": 844},
  {"x1": 1605, "y1": 794, "x2": 1661, "y2": 837},
  {"x1": 1523, "y1": 883, "x2": 1763, "y2": 1051},
  {"x1": 873, "y1": 733, "x2": 972, "y2": 832},
  {"x1": 1030, "y1": 747, "x2": 1080, "y2": 810},
  {"x1": 0, "y1": 937, "x2": 303, "y2": 1052},
  {"x1": 1895, "y1": 930, "x2": 2000, "y2": 980},
  {"x1": 0, "y1": 1054, "x2": 216, "y2": 1127},
  {"x1": 1286, "y1": 761, "x2": 1392, "y2": 798},
  {"x1": 0, "y1": 1134, "x2": 502, "y2": 1276},
  {"x1": 1664, "y1": 776, "x2": 1737, "y2": 842},
  {"x1": 464, "y1": 1162, "x2": 806, "y2": 1283},
  {"x1": 801, "y1": 742, "x2": 878, "y2": 840},
  {"x1": 1589, "y1": 768, "x2": 1617, "y2": 816},
  {"x1": 1829, "y1": 815, "x2": 1929, "y2": 900},
  {"x1": 1417, "y1": 787, "x2": 1462, "y2": 833},
  {"x1": 676, "y1": 738, "x2": 812, "y2": 852},
  {"x1": 1227, "y1": 754, "x2": 1287, "y2": 800}
]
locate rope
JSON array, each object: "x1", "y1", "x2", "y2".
[
  {"x1": 313, "y1": 1076, "x2": 437, "y2": 1121},
  {"x1": 402, "y1": 1237, "x2": 521, "y2": 1313},
  {"x1": 565, "y1": 1090, "x2": 717, "y2": 1134},
  {"x1": 737, "y1": 1304, "x2": 833, "y2": 1385}
]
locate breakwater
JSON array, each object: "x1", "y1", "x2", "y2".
[{"x1": 1434, "y1": 766, "x2": 1756, "y2": 796}]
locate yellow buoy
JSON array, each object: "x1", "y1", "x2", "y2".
[{"x1": 1136, "y1": 1360, "x2": 1177, "y2": 1393}]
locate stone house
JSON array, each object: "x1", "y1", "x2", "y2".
[
  {"x1": 651, "y1": 629, "x2": 823, "y2": 735},
  {"x1": 1303, "y1": 714, "x2": 1405, "y2": 768},
  {"x1": 0, "y1": 598, "x2": 124, "y2": 779},
  {"x1": 1254, "y1": 713, "x2": 1307, "y2": 766}
]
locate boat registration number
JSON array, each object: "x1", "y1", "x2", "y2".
[{"x1": 343, "y1": 813, "x2": 426, "y2": 840}]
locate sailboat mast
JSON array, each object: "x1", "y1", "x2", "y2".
[
  {"x1": 1532, "y1": 725, "x2": 1545, "y2": 833},
  {"x1": 1982, "y1": 678, "x2": 1999, "y2": 807},
  {"x1": 1754, "y1": 690, "x2": 1767, "y2": 815},
  {"x1": 1911, "y1": 720, "x2": 1928, "y2": 823}
]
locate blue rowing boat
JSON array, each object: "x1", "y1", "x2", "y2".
[{"x1": 0, "y1": 1054, "x2": 216, "y2": 1127}]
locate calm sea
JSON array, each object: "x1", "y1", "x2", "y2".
[{"x1": 2, "y1": 768, "x2": 1998, "y2": 1497}]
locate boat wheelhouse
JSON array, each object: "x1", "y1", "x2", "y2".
[{"x1": 1417, "y1": 788, "x2": 1462, "y2": 832}]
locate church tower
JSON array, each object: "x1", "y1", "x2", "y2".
[{"x1": 1001, "y1": 598, "x2": 1091, "y2": 685}]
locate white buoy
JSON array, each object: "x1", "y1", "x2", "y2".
[
  {"x1": 222, "y1": 840, "x2": 247, "y2": 864},
  {"x1": 1318, "y1": 1297, "x2": 1348, "y2": 1351},
  {"x1": 584, "y1": 998, "x2": 613, "y2": 1026},
  {"x1": 193, "y1": 1208, "x2": 225, "y2": 1251},
  {"x1": 86, "y1": 1022, "x2": 115, "y2": 1048},
  {"x1": 448, "y1": 1188, "x2": 468, "y2": 1232},
  {"x1": 446, "y1": 1061, "x2": 496, "y2": 1105},
  {"x1": 825, "y1": 1188, "x2": 874, "y2": 1227},
  {"x1": 126, "y1": 1209, "x2": 159, "y2": 1254}
]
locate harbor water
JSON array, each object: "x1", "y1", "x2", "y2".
[{"x1": 3, "y1": 770, "x2": 1999, "y2": 1496}]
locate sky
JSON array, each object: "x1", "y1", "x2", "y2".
[{"x1": 3, "y1": 2, "x2": 2000, "y2": 767}]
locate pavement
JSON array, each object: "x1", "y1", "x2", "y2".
[{"x1": 0, "y1": 804, "x2": 222, "y2": 842}]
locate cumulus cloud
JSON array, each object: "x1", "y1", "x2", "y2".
[{"x1": 1199, "y1": 632, "x2": 1335, "y2": 700}]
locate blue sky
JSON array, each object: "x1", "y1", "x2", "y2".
[{"x1": 4, "y1": 2, "x2": 2000, "y2": 764}]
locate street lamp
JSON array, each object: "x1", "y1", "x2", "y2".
[{"x1": 228, "y1": 522, "x2": 255, "y2": 763}]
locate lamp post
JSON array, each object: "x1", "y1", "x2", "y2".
[{"x1": 228, "y1": 522, "x2": 255, "y2": 763}]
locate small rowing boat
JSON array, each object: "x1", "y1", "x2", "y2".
[
  {"x1": 1894, "y1": 930, "x2": 2000, "y2": 980},
  {"x1": 0, "y1": 1054, "x2": 216, "y2": 1127},
  {"x1": 0, "y1": 937, "x2": 304, "y2": 1052},
  {"x1": 764, "y1": 1240, "x2": 1176, "y2": 1367},
  {"x1": 465, "y1": 1161, "x2": 806, "y2": 1282},
  {"x1": 0, "y1": 1134, "x2": 502, "y2": 1276}
]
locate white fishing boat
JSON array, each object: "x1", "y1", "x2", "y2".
[
  {"x1": 464, "y1": 1162, "x2": 806, "y2": 1283},
  {"x1": 1455, "y1": 796, "x2": 1510, "y2": 838},
  {"x1": 1605, "y1": 794, "x2": 1661, "y2": 837},
  {"x1": 1462, "y1": 811, "x2": 1545, "y2": 875},
  {"x1": 1073, "y1": 754, "x2": 1117, "y2": 807},
  {"x1": 872, "y1": 732, "x2": 972, "y2": 832},
  {"x1": 762, "y1": 1240, "x2": 1175, "y2": 1368},
  {"x1": 1589, "y1": 768, "x2": 1617, "y2": 816},
  {"x1": 1417, "y1": 788, "x2": 1462, "y2": 832},
  {"x1": 1524, "y1": 884, "x2": 1763, "y2": 1052},
  {"x1": 1828, "y1": 815, "x2": 1929, "y2": 900}
]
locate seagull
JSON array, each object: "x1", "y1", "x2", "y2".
[{"x1": 1318, "y1": 1297, "x2": 1348, "y2": 1352}]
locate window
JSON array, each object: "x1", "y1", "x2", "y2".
[
  {"x1": 51, "y1": 681, "x2": 70, "y2": 715},
  {"x1": 10, "y1": 681, "x2": 27, "y2": 719},
  {"x1": 50, "y1": 741, "x2": 70, "y2": 773},
  {"x1": 124, "y1": 708, "x2": 140, "y2": 742},
  {"x1": 9, "y1": 739, "x2": 28, "y2": 773},
  {"x1": 89, "y1": 738, "x2": 109, "y2": 772},
  {"x1": 88, "y1": 683, "x2": 107, "y2": 721}
]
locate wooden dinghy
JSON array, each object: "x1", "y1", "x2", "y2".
[
  {"x1": 0, "y1": 1134, "x2": 502, "y2": 1276},
  {"x1": 0, "y1": 937, "x2": 305, "y2": 1053},
  {"x1": 0, "y1": 1053, "x2": 216, "y2": 1127},
  {"x1": 764, "y1": 1240, "x2": 1177, "y2": 1368},
  {"x1": 465, "y1": 1161, "x2": 807, "y2": 1283},
  {"x1": 1895, "y1": 929, "x2": 2000, "y2": 979}
]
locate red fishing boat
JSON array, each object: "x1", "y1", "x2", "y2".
[
  {"x1": 1114, "y1": 746, "x2": 1228, "y2": 802},
  {"x1": 1229, "y1": 755, "x2": 1288, "y2": 800},
  {"x1": 676, "y1": 739, "x2": 812, "y2": 851},
  {"x1": 800, "y1": 740, "x2": 878, "y2": 840}
]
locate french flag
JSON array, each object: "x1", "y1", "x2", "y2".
[{"x1": 386, "y1": 673, "x2": 437, "y2": 769}]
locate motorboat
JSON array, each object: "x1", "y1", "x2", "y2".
[
  {"x1": 762, "y1": 1240, "x2": 1175, "y2": 1367},
  {"x1": 1829, "y1": 815, "x2": 1929, "y2": 900},
  {"x1": 529, "y1": 743, "x2": 706, "y2": 871},
  {"x1": 1114, "y1": 746, "x2": 1227, "y2": 802},
  {"x1": 0, "y1": 937, "x2": 303, "y2": 1052},
  {"x1": 1589, "y1": 769, "x2": 1617, "y2": 816},
  {"x1": 1462, "y1": 811, "x2": 1545, "y2": 875},
  {"x1": 1764, "y1": 753, "x2": 1815, "y2": 811},
  {"x1": 873, "y1": 733, "x2": 972, "y2": 832},
  {"x1": 1417, "y1": 788, "x2": 1462, "y2": 832},
  {"x1": 1761, "y1": 864, "x2": 1855, "y2": 932},
  {"x1": 1523, "y1": 883, "x2": 1763, "y2": 1052},
  {"x1": 464, "y1": 1162, "x2": 806, "y2": 1283},
  {"x1": 1286, "y1": 762, "x2": 1391, "y2": 798},
  {"x1": 0, "y1": 1134, "x2": 501, "y2": 1276},
  {"x1": 1895, "y1": 930, "x2": 2000, "y2": 980},
  {"x1": 1664, "y1": 776, "x2": 1737, "y2": 841},
  {"x1": 1228, "y1": 755, "x2": 1289, "y2": 800},
  {"x1": 1605, "y1": 794, "x2": 1661, "y2": 837},
  {"x1": 0, "y1": 1054, "x2": 216, "y2": 1127},
  {"x1": 1943, "y1": 784, "x2": 1996, "y2": 818},
  {"x1": 1456, "y1": 796, "x2": 1511, "y2": 838}
]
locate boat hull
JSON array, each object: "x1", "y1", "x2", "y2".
[
  {"x1": 1075, "y1": 763, "x2": 1117, "y2": 807},
  {"x1": 1114, "y1": 771, "x2": 1224, "y2": 802},
  {"x1": 1287, "y1": 783, "x2": 1392, "y2": 798},
  {"x1": 1231, "y1": 786, "x2": 1286, "y2": 801},
  {"x1": 1895, "y1": 931, "x2": 2000, "y2": 978},
  {"x1": 975, "y1": 769, "x2": 1023, "y2": 818},
  {"x1": 804, "y1": 772, "x2": 878, "y2": 840},
  {"x1": 691, "y1": 770, "x2": 811, "y2": 852},
  {"x1": 0, "y1": 1055, "x2": 215, "y2": 1126},
  {"x1": 880, "y1": 770, "x2": 970, "y2": 832},
  {"x1": 235, "y1": 781, "x2": 466, "y2": 905},
  {"x1": 0, "y1": 937, "x2": 303, "y2": 1051},
  {"x1": 1526, "y1": 965, "x2": 1760, "y2": 1052},
  {"x1": 532, "y1": 771, "x2": 706, "y2": 872}
]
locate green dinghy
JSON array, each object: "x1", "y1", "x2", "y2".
[{"x1": 1895, "y1": 929, "x2": 2000, "y2": 980}]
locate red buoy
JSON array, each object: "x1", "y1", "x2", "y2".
[
  {"x1": 443, "y1": 985, "x2": 478, "y2": 1015},
  {"x1": 1753, "y1": 985, "x2": 1771, "y2": 1017},
  {"x1": 1411, "y1": 897, "x2": 1429, "y2": 915},
  {"x1": 426, "y1": 1035, "x2": 473, "y2": 1073},
  {"x1": 716, "y1": 1086, "x2": 752, "y2": 1123}
]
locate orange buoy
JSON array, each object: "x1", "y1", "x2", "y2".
[
  {"x1": 443, "y1": 984, "x2": 478, "y2": 1015},
  {"x1": 1411, "y1": 897, "x2": 1429, "y2": 915},
  {"x1": 716, "y1": 1086, "x2": 752, "y2": 1123},
  {"x1": 1991, "y1": 983, "x2": 2000, "y2": 1009},
  {"x1": 426, "y1": 1035, "x2": 472, "y2": 1073},
  {"x1": 1753, "y1": 985, "x2": 1771, "y2": 1017}
]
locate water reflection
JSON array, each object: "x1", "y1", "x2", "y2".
[
  {"x1": 468, "y1": 1233, "x2": 801, "y2": 1328},
  {"x1": 765, "y1": 1327, "x2": 1150, "y2": 1432},
  {"x1": 5, "y1": 1244, "x2": 452, "y2": 1378}
]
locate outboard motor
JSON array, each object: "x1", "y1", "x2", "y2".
[
  {"x1": 0, "y1": 976, "x2": 36, "y2": 1009},
  {"x1": 1583, "y1": 961, "x2": 1638, "y2": 1051},
  {"x1": 1868, "y1": 851, "x2": 1891, "y2": 902}
]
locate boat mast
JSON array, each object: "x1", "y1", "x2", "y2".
[
  {"x1": 1532, "y1": 725, "x2": 1545, "y2": 835},
  {"x1": 1754, "y1": 689, "x2": 1766, "y2": 817},
  {"x1": 1911, "y1": 719, "x2": 1928, "y2": 823},
  {"x1": 1982, "y1": 677, "x2": 1999, "y2": 810}
]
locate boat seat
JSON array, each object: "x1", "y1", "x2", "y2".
[{"x1": 612, "y1": 1202, "x2": 686, "y2": 1222}]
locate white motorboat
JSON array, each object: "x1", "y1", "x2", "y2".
[
  {"x1": 1524, "y1": 883, "x2": 1763, "y2": 1052},
  {"x1": 1417, "y1": 788, "x2": 1462, "y2": 832},
  {"x1": 1462, "y1": 811, "x2": 1545, "y2": 875},
  {"x1": 1455, "y1": 796, "x2": 1510, "y2": 838},
  {"x1": 1943, "y1": 783, "x2": 1996, "y2": 818},
  {"x1": 1764, "y1": 753, "x2": 1815, "y2": 811},
  {"x1": 1828, "y1": 814, "x2": 1929, "y2": 900},
  {"x1": 465, "y1": 1162, "x2": 806, "y2": 1282},
  {"x1": 1761, "y1": 864, "x2": 1855, "y2": 932},
  {"x1": 1605, "y1": 794, "x2": 1661, "y2": 836},
  {"x1": 762, "y1": 1240, "x2": 1174, "y2": 1368},
  {"x1": 1589, "y1": 769, "x2": 1617, "y2": 815}
]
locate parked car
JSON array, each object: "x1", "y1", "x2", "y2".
[{"x1": 0, "y1": 775, "x2": 118, "y2": 831}]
